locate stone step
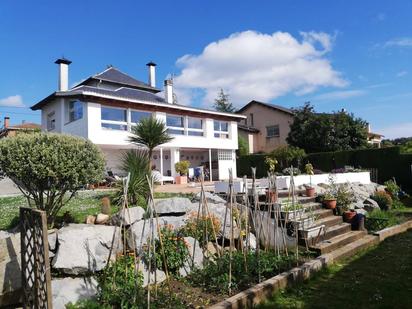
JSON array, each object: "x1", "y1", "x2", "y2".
[
  {"x1": 310, "y1": 230, "x2": 367, "y2": 254},
  {"x1": 277, "y1": 196, "x2": 317, "y2": 204},
  {"x1": 313, "y1": 215, "x2": 343, "y2": 229},
  {"x1": 328, "y1": 234, "x2": 379, "y2": 260},
  {"x1": 298, "y1": 222, "x2": 352, "y2": 246}
]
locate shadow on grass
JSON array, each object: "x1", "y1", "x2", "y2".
[{"x1": 258, "y1": 230, "x2": 412, "y2": 309}]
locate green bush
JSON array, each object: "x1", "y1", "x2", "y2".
[
  {"x1": 180, "y1": 211, "x2": 221, "y2": 245},
  {"x1": 269, "y1": 146, "x2": 306, "y2": 170},
  {"x1": 366, "y1": 209, "x2": 401, "y2": 229},
  {"x1": 175, "y1": 160, "x2": 190, "y2": 176},
  {"x1": 384, "y1": 179, "x2": 400, "y2": 200},
  {"x1": 371, "y1": 191, "x2": 393, "y2": 211},
  {"x1": 0, "y1": 133, "x2": 104, "y2": 226},
  {"x1": 237, "y1": 135, "x2": 249, "y2": 156},
  {"x1": 144, "y1": 225, "x2": 190, "y2": 275}
]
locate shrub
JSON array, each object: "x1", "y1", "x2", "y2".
[
  {"x1": 282, "y1": 167, "x2": 301, "y2": 176},
  {"x1": 366, "y1": 209, "x2": 401, "y2": 229},
  {"x1": 0, "y1": 133, "x2": 104, "y2": 226},
  {"x1": 336, "y1": 184, "x2": 355, "y2": 213},
  {"x1": 270, "y1": 146, "x2": 306, "y2": 170},
  {"x1": 237, "y1": 135, "x2": 249, "y2": 156},
  {"x1": 144, "y1": 225, "x2": 190, "y2": 275},
  {"x1": 180, "y1": 211, "x2": 221, "y2": 245},
  {"x1": 371, "y1": 191, "x2": 393, "y2": 211},
  {"x1": 384, "y1": 179, "x2": 400, "y2": 200},
  {"x1": 175, "y1": 160, "x2": 190, "y2": 176}
]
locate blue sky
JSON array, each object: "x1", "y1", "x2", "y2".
[{"x1": 0, "y1": 0, "x2": 411, "y2": 138}]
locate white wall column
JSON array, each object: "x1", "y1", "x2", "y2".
[
  {"x1": 209, "y1": 148, "x2": 213, "y2": 182},
  {"x1": 170, "y1": 148, "x2": 180, "y2": 178},
  {"x1": 160, "y1": 147, "x2": 164, "y2": 185}
]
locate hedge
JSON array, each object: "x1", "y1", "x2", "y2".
[{"x1": 237, "y1": 147, "x2": 412, "y2": 190}]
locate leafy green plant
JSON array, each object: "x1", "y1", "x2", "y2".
[
  {"x1": 265, "y1": 157, "x2": 278, "y2": 174},
  {"x1": 269, "y1": 146, "x2": 306, "y2": 170},
  {"x1": 371, "y1": 191, "x2": 393, "y2": 211},
  {"x1": 237, "y1": 135, "x2": 249, "y2": 156},
  {"x1": 366, "y1": 209, "x2": 401, "y2": 230},
  {"x1": 113, "y1": 149, "x2": 150, "y2": 207},
  {"x1": 175, "y1": 160, "x2": 190, "y2": 176},
  {"x1": 281, "y1": 203, "x2": 304, "y2": 212},
  {"x1": 336, "y1": 184, "x2": 355, "y2": 213},
  {"x1": 188, "y1": 250, "x2": 298, "y2": 294},
  {"x1": 282, "y1": 167, "x2": 301, "y2": 176},
  {"x1": 384, "y1": 179, "x2": 400, "y2": 200},
  {"x1": 0, "y1": 133, "x2": 104, "y2": 227},
  {"x1": 144, "y1": 225, "x2": 190, "y2": 275},
  {"x1": 180, "y1": 211, "x2": 221, "y2": 245}
]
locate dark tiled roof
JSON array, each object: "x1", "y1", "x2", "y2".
[
  {"x1": 238, "y1": 124, "x2": 259, "y2": 133},
  {"x1": 237, "y1": 100, "x2": 294, "y2": 115},
  {"x1": 79, "y1": 67, "x2": 160, "y2": 93}
]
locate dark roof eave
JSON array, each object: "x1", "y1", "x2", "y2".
[
  {"x1": 77, "y1": 77, "x2": 161, "y2": 93},
  {"x1": 237, "y1": 100, "x2": 294, "y2": 115}
]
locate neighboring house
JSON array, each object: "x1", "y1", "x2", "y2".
[
  {"x1": 0, "y1": 117, "x2": 41, "y2": 138},
  {"x1": 237, "y1": 100, "x2": 294, "y2": 153},
  {"x1": 367, "y1": 124, "x2": 384, "y2": 148},
  {"x1": 31, "y1": 58, "x2": 245, "y2": 180}
]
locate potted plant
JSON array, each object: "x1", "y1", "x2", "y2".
[
  {"x1": 280, "y1": 202, "x2": 305, "y2": 221},
  {"x1": 304, "y1": 162, "x2": 315, "y2": 197},
  {"x1": 265, "y1": 157, "x2": 278, "y2": 203},
  {"x1": 336, "y1": 184, "x2": 356, "y2": 222},
  {"x1": 323, "y1": 192, "x2": 337, "y2": 209},
  {"x1": 174, "y1": 160, "x2": 190, "y2": 184}
]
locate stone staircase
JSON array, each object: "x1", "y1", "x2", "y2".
[{"x1": 277, "y1": 195, "x2": 370, "y2": 255}]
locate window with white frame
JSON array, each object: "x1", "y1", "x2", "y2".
[
  {"x1": 187, "y1": 117, "x2": 203, "y2": 136},
  {"x1": 214, "y1": 120, "x2": 229, "y2": 138},
  {"x1": 67, "y1": 100, "x2": 83, "y2": 123},
  {"x1": 166, "y1": 114, "x2": 184, "y2": 135},
  {"x1": 131, "y1": 110, "x2": 151, "y2": 124},
  {"x1": 266, "y1": 125, "x2": 280, "y2": 138},
  {"x1": 218, "y1": 149, "x2": 232, "y2": 160},
  {"x1": 47, "y1": 112, "x2": 56, "y2": 131},
  {"x1": 101, "y1": 107, "x2": 127, "y2": 131}
]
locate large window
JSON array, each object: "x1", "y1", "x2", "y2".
[
  {"x1": 266, "y1": 125, "x2": 280, "y2": 138},
  {"x1": 166, "y1": 114, "x2": 184, "y2": 135},
  {"x1": 68, "y1": 100, "x2": 83, "y2": 123},
  {"x1": 214, "y1": 120, "x2": 229, "y2": 138},
  {"x1": 131, "y1": 110, "x2": 151, "y2": 123},
  {"x1": 187, "y1": 117, "x2": 203, "y2": 136},
  {"x1": 101, "y1": 107, "x2": 127, "y2": 131}
]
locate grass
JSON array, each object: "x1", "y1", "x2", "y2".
[
  {"x1": 257, "y1": 230, "x2": 412, "y2": 309},
  {"x1": 0, "y1": 190, "x2": 192, "y2": 230}
]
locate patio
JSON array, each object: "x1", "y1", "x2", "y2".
[{"x1": 154, "y1": 181, "x2": 215, "y2": 194}]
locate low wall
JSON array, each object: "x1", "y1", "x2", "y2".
[{"x1": 214, "y1": 172, "x2": 371, "y2": 193}]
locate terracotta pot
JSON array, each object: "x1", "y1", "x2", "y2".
[
  {"x1": 305, "y1": 187, "x2": 316, "y2": 197},
  {"x1": 266, "y1": 190, "x2": 278, "y2": 203},
  {"x1": 175, "y1": 175, "x2": 188, "y2": 185},
  {"x1": 343, "y1": 210, "x2": 357, "y2": 223},
  {"x1": 323, "y1": 199, "x2": 337, "y2": 209}
]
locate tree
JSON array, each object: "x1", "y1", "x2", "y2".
[
  {"x1": 0, "y1": 133, "x2": 104, "y2": 226},
  {"x1": 287, "y1": 102, "x2": 368, "y2": 153},
  {"x1": 237, "y1": 135, "x2": 249, "y2": 156},
  {"x1": 213, "y1": 88, "x2": 236, "y2": 113},
  {"x1": 269, "y1": 146, "x2": 306, "y2": 170},
  {"x1": 129, "y1": 117, "x2": 173, "y2": 167}
]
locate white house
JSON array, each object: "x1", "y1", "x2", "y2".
[{"x1": 31, "y1": 58, "x2": 245, "y2": 181}]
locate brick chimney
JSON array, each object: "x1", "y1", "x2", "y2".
[{"x1": 4, "y1": 117, "x2": 9, "y2": 128}]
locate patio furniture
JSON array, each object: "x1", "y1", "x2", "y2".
[{"x1": 152, "y1": 170, "x2": 175, "y2": 184}]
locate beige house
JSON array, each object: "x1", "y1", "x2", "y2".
[{"x1": 237, "y1": 100, "x2": 294, "y2": 153}]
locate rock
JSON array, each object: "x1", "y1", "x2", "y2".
[
  {"x1": 52, "y1": 277, "x2": 98, "y2": 309},
  {"x1": 205, "y1": 242, "x2": 218, "y2": 257},
  {"x1": 154, "y1": 197, "x2": 194, "y2": 214},
  {"x1": 111, "y1": 206, "x2": 145, "y2": 226},
  {"x1": 52, "y1": 224, "x2": 122, "y2": 275},
  {"x1": 85, "y1": 215, "x2": 96, "y2": 225},
  {"x1": 364, "y1": 198, "x2": 380, "y2": 212},
  {"x1": 0, "y1": 233, "x2": 21, "y2": 307},
  {"x1": 95, "y1": 213, "x2": 110, "y2": 224},
  {"x1": 179, "y1": 237, "x2": 203, "y2": 277},
  {"x1": 354, "y1": 201, "x2": 365, "y2": 209},
  {"x1": 376, "y1": 185, "x2": 386, "y2": 192},
  {"x1": 137, "y1": 261, "x2": 167, "y2": 287},
  {"x1": 355, "y1": 209, "x2": 368, "y2": 215},
  {"x1": 246, "y1": 232, "x2": 257, "y2": 250},
  {"x1": 101, "y1": 197, "x2": 111, "y2": 215},
  {"x1": 48, "y1": 230, "x2": 58, "y2": 258},
  {"x1": 0, "y1": 230, "x2": 15, "y2": 239},
  {"x1": 193, "y1": 192, "x2": 226, "y2": 204}
]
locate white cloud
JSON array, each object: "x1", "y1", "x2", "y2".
[
  {"x1": 174, "y1": 30, "x2": 346, "y2": 107},
  {"x1": 313, "y1": 89, "x2": 366, "y2": 101},
  {"x1": 384, "y1": 37, "x2": 412, "y2": 48},
  {"x1": 397, "y1": 70, "x2": 408, "y2": 77},
  {"x1": 0, "y1": 95, "x2": 25, "y2": 107},
  {"x1": 378, "y1": 122, "x2": 412, "y2": 139}
]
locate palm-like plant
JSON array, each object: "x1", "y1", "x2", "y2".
[
  {"x1": 113, "y1": 149, "x2": 150, "y2": 207},
  {"x1": 129, "y1": 117, "x2": 173, "y2": 165}
]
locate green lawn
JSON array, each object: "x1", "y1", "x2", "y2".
[
  {"x1": 0, "y1": 190, "x2": 194, "y2": 230},
  {"x1": 257, "y1": 230, "x2": 412, "y2": 309}
]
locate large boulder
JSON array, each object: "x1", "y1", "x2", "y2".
[
  {"x1": 111, "y1": 206, "x2": 145, "y2": 226},
  {"x1": 179, "y1": 237, "x2": 203, "y2": 277},
  {"x1": 0, "y1": 233, "x2": 21, "y2": 307},
  {"x1": 52, "y1": 277, "x2": 98, "y2": 309},
  {"x1": 137, "y1": 260, "x2": 167, "y2": 287},
  {"x1": 154, "y1": 198, "x2": 194, "y2": 215},
  {"x1": 52, "y1": 224, "x2": 122, "y2": 275},
  {"x1": 193, "y1": 192, "x2": 226, "y2": 204},
  {"x1": 364, "y1": 198, "x2": 380, "y2": 212}
]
